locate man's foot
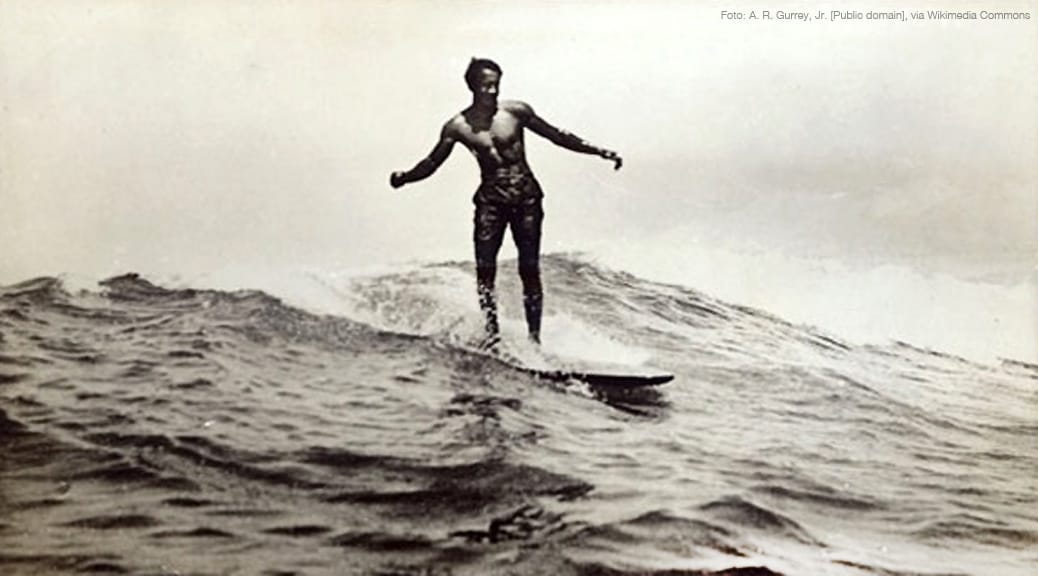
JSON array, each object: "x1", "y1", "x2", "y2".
[{"x1": 523, "y1": 293, "x2": 542, "y2": 346}]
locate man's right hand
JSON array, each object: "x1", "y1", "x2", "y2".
[{"x1": 389, "y1": 171, "x2": 406, "y2": 189}]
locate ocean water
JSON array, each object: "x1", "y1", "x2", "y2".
[{"x1": 1, "y1": 254, "x2": 1036, "y2": 576}]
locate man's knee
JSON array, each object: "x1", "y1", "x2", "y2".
[
  {"x1": 518, "y1": 260, "x2": 539, "y2": 276},
  {"x1": 476, "y1": 260, "x2": 496, "y2": 286},
  {"x1": 517, "y1": 260, "x2": 541, "y2": 295}
]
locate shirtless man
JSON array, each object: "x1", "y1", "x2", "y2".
[{"x1": 390, "y1": 58, "x2": 621, "y2": 347}]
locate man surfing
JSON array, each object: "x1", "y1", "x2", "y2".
[{"x1": 390, "y1": 58, "x2": 622, "y2": 348}]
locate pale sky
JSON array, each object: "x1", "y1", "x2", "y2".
[{"x1": 2, "y1": 1, "x2": 1035, "y2": 358}]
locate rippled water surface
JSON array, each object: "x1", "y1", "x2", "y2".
[{"x1": 1, "y1": 256, "x2": 1035, "y2": 575}]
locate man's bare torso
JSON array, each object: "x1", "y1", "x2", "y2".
[{"x1": 446, "y1": 100, "x2": 533, "y2": 181}]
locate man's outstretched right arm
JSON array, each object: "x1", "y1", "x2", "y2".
[{"x1": 390, "y1": 124, "x2": 456, "y2": 189}]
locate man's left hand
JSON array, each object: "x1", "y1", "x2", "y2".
[{"x1": 601, "y1": 150, "x2": 623, "y2": 171}]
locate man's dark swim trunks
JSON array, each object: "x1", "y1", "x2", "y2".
[
  {"x1": 473, "y1": 170, "x2": 544, "y2": 205},
  {"x1": 472, "y1": 172, "x2": 544, "y2": 269}
]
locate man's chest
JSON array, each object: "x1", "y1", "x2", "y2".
[{"x1": 457, "y1": 112, "x2": 523, "y2": 150}]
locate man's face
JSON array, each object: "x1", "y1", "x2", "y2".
[{"x1": 473, "y1": 69, "x2": 500, "y2": 103}]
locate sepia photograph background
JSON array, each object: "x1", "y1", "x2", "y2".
[{"x1": 1, "y1": 2, "x2": 1036, "y2": 575}]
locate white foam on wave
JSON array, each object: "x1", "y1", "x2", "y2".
[
  {"x1": 43, "y1": 243, "x2": 1033, "y2": 368},
  {"x1": 590, "y1": 232, "x2": 1037, "y2": 365},
  {"x1": 220, "y1": 262, "x2": 654, "y2": 372},
  {"x1": 539, "y1": 310, "x2": 652, "y2": 367}
]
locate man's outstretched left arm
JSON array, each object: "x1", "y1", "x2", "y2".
[{"x1": 520, "y1": 103, "x2": 622, "y2": 170}]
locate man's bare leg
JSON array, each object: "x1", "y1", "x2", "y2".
[{"x1": 476, "y1": 276, "x2": 500, "y2": 350}]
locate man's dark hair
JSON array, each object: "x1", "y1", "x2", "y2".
[{"x1": 464, "y1": 58, "x2": 502, "y2": 91}]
